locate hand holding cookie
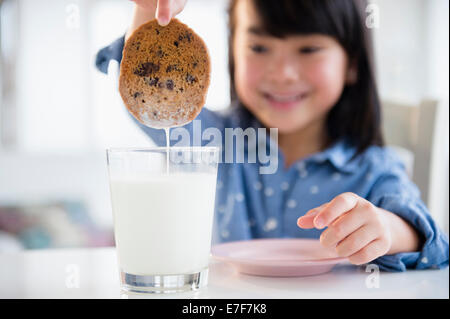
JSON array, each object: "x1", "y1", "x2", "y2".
[
  {"x1": 131, "y1": 0, "x2": 187, "y2": 26},
  {"x1": 119, "y1": 18, "x2": 211, "y2": 128}
]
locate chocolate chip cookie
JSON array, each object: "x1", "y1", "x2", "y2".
[{"x1": 119, "y1": 18, "x2": 211, "y2": 128}]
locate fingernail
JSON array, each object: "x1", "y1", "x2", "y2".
[
  {"x1": 158, "y1": 16, "x2": 169, "y2": 26},
  {"x1": 308, "y1": 210, "x2": 319, "y2": 217},
  {"x1": 297, "y1": 217, "x2": 307, "y2": 228},
  {"x1": 314, "y1": 217, "x2": 325, "y2": 229}
]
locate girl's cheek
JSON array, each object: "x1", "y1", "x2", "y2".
[
  {"x1": 305, "y1": 56, "x2": 347, "y2": 107},
  {"x1": 236, "y1": 56, "x2": 265, "y2": 102},
  {"x1": 244, "y1": 55, "x2": 266, "y2": 87}
]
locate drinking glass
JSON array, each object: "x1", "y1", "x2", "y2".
[{"x1": 107, "y1": 147, "x2": 219, "y2": 293}]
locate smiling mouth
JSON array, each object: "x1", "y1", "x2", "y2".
[{"x1": 263, "y1": 92, "x2": 308, "y2": 110}]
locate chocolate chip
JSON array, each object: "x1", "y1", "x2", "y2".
[
  {"x1": 166, "y1": 64, "x2": 178, "y2": 73},
  {"x1": 134, "y1": 62, "x2": 160, "y2": 77},
  {"x1": 186, "y1": 73, "x2": 197, "y2": 84},
  {"x1": 178, "y1": 32, "x2": 193, "y2": 43},
  {"x1": 166, "y1": 79, "x2": 174, "y2": 90},
  {"x1": 156, "y1": 49, "x2": 164, "y2": 58},
  {"x1": 179, "y1": 87, "x2": 184, "y2": 92},
  {"x1": 185, "y1": 32, "x2": 193, "y2": 42},
  {"x1": 142, "y1": 100, "x2": 145, "y2": 103},
  {"x1": 174, "y1": 41, "x2": 179, "y2": 47},
  {"x1": 193, "y1": 62, "x2": 198, "y2": 68},
  {"x1": 133, "y1": 92, "x2": 142, "y2": 98},
  {"x1": 155, "y1": 29, "x2": 160, "y2": 35},
  {"x1": 145, "y1": 77, "x2": 159, "y2": 87}
]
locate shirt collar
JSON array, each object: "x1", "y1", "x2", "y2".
[
  {"x1": 229, "y1": 105, "x2": 360, "y2": 173},
  {"x1": 305, "y1": 138, "x2": 360, "y2": 173}
]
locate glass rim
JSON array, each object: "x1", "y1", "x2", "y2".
[{"x1": 106, "y1": 146, "x2": 220, "y2": 153}]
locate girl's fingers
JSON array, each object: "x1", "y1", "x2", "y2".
[
  {"x1": 347, "y1": 238, "x2": 390, "y2": 265},
  {"x1": 156, "y1": 0, "x2": 172, "y2": 25},
  {"x1": 297, "y1": 203, "x2": 328, "y2": 229},
  {"x1": 131, "y1": 0, "x2": 158, "y2": 11},
  {"x1": 313, "y1": 192, "x2": 359, "y2": 229},
  {"x1": 333, "y1": 224, "x2": 378, "y2": 258},
  {"x1": 171, "y1": 0, "x2": 187, "y2": 16},
  {"x1": 297, "y1": 210, "x2": 319, "y2": 229},
  {"x1": 319, "y1": 208, "x2": 366, "y2": 247}
]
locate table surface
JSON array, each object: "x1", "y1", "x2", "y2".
[{"x1": 0, "y1": 247, "x2": 448, "y2": 299}]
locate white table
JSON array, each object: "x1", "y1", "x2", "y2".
[{"x1": 0, "y1": 247, "x2": 447, "y2": 299}]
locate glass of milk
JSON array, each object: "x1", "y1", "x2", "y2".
[{"x1": 107, "y1": 147, "x2": 219, "y2": 293}]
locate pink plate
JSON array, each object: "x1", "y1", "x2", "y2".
[{"x1": 211, "y1": 238, "x2": 348, "y2": 277}]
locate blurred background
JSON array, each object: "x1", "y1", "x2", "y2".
[{"x1": 0, "y1": 0, "x2": 448, "y2": 251}]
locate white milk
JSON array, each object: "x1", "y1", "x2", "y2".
[{"x1": 109, "y1": 172, "x2": 217, "y2": 275}]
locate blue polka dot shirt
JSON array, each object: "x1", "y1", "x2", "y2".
[{"x1": 97, "y1": 36, "x2": 449, "y2": 272}]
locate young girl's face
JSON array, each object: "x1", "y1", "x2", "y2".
[{"x1": 233, "y1": 0, "x2": 355, "y2": 135}]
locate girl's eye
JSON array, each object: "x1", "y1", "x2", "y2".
[
  {"x1": 250, "y1": 45, "x2": 268, "y2": 53},
  {"x1": 299, "y1": 46, "x2": 321, "y2": 54}
]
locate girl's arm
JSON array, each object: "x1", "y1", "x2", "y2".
[
  {"x1": 95, "y1": 33, "x2": 223, "y2": 147},
  {"x1": 298, "y1": 148, "x2": 449, "y2": 271},
  {"x1": 378, "y1": 207, "x2": 423, "y2": 255},
  {"x1": 95, "y1": 0, "x2": 225, "y2": 147}
]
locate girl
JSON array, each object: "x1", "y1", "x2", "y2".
[{"x1": 96, "y1": 0, "x2": 449, "y2": 271}]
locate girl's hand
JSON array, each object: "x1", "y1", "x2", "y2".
[
  {"x1": 131, "y1": 0, "x2": 187, "y2": 26},
  {"x1": 297, "y1": 192, "x2": 393, "y2": 265},
  {"x1": 126, "y1": 0, "x2": 187, "y2": 40}
]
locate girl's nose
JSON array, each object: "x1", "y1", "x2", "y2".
[{"x1": 269, "y1": 56, "x2": 300, "y2": 84}]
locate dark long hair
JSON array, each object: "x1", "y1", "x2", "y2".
[{"x1": 227, "y1": 0, "x2": 384, "y2": 154}]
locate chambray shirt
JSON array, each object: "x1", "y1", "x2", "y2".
[{"x1": 96, "y1": 36, "x2": 449, "y2": 272}]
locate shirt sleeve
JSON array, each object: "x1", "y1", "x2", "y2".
[
  {"x1": 95, "y1": 36, "x2": 225, "y2": 146},
  {"x1": 95, "y1": 36, "x2": 125, "y2": 74},
  {"x1": 367, "y1": 154, "x2": 449, "y2": 272}
]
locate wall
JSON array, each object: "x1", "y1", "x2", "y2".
[{"x1": 0, "y1": 0, "x2": 448, "y2": 234}]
